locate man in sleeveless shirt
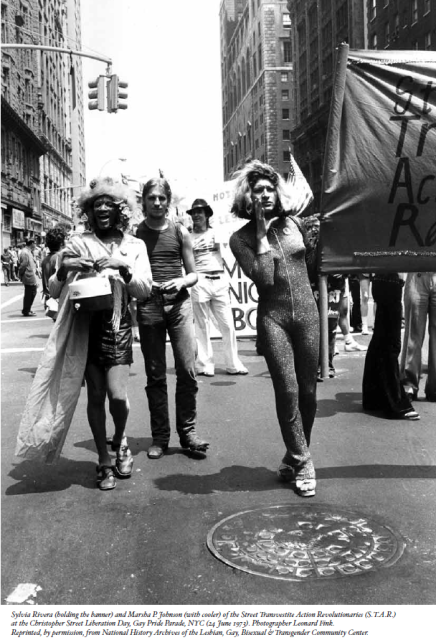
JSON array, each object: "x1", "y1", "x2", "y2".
[
  {"x1": 136, "y1": 178, "x2": 210, "y2": 459},
  {"x1": 188, "y1": 198, "x2": 248, "y2": 377}
]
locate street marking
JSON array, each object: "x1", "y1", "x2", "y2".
[
  {"x1": 2, "y1": 347, "x2": 45, "y2": 353},
  {"x1": 5, "y1": 583, "x2": 42, "y2": 604},
  {"x1": 1, "y1": 318, "x2": 50, "y2": 323},
  {"x1": 1, "y1": 343, "x2": 143, "y2": 354},
  {"x1": 0, "y1": 294, "x2": 22, "y2": 309}
]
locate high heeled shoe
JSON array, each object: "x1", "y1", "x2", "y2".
[
  {"x1": 96, "y1": 465, "x2": 116, "y2": 490},
  {"x1": 295, "y1": 478, "x2": 316, "y2": 498}
]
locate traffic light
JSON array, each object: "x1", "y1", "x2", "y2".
[
  {"x1": 88, "y1": 76, "x2": 106, "y2": 111},
  {"x1": 107, "y1": 74, "x2": 128, "y2": 113}
]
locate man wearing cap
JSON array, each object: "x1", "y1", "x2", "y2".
[{"x1": 188, "y1": 198, "x2": 248, "y2": 377}]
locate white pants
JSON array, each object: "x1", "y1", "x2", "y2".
[
  {"x1": 191, "y1": 274, "x2": 245, "y2": 374},
  {"x1": 400, "y1": 272, "x2": 436, "y2": 399}
]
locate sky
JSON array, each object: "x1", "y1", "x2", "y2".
[{"x1": 80, "y1": 0, "x2": 224, "y2": 196}]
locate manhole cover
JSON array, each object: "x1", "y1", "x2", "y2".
[{"x1": 207, "y1": 504, "x2": 404, "y2": 581}]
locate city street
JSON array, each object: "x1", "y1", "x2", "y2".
[{"x1": 1, "y1": 284, "x2": 436, "y2": 607}]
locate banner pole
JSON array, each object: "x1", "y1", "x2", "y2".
[
  {"x1": 318, "y1": 43, "x2": 349, "y2": 378},
  {"x1": 320, "y1": 42, "x2": 349, "y2": 197},
  {"x1": 319, "y1": 275, "x2": 329, "y2": 379}
]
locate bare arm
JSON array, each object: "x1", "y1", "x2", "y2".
[{"x1": 159, "y1": 226, "x2": 198, "y2": 293}]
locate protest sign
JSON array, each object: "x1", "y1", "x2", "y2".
[{"x1": 198, "y1": 180, "x2": 258, "y2": 338}]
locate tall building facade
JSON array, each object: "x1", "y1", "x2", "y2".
[
  {"x1": 1, "y1": 0, "x2": 85, "y2": 251},
  {"x1": 287, "y1": 0, "x2": 435, "y2": 213},
  {"x1": 220, "y1": 0, "x2": 295, "y2": 181},
  {"x1": 367, "y1": 0, "x2": 435, "y2": 51}
]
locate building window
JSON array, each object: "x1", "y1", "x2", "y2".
[
  {"x1": 394, "y1": 13, "x2": 399, "y2": 39},
  {"x1": 424, "y1": 32, "x2": 431, "y2": 50},
  {"x1": 384, "y1": 22, "x2": 390, "y2": 47},
  {"x1": 283, "y1": 129, "x2": 290, "y2": 141},
  {"x1": 283, "y1": 40, "x2": 292, "y2": 64},
  {"x1": 283, "y1": 150, "x2": 291, "y2": 162},
  {"x1": 2, "y1": 66, "x2": 10, "y2": 99},
  {"x1": 282, "y1": 89, "x2": 289, "y2": 101},
  {"x1": 412, "y1": 0, "x2": 418, "y2": 24},
  {"x1": 281, "y1": 72, "x2": 288, "y2": 83},
  {"x1": 1, "y1": 3, "x2": 7, "y2": 41},
  {"x1": 258, "y1": 44, "x2": 262, "y2": 71},
  {"x1": 371, "y1": 33, "x2": 377, "y2": 49},
  {"x1": 424, "y1": 0, "x2": 430, "y2": 14},
  {"x1": 282, "y1": 108, "x2": 290, "y2": 120},
  {"x1": 370, "y1": 0, "x2": 376, "y2": 21},
  {"x1": 3, "y1": 214, "x2": 11, "y2": 232},
  {"x1": 283, "y1": 13, "x2": 291, "y2": 28}
]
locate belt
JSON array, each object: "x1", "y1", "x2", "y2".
[{"x1": 203, "y1": 271, "x2": 224, "y2": 280}]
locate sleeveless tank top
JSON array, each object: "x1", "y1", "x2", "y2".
[{"x1": 136, "y1": 220, "x2": 183, "y2": 284}]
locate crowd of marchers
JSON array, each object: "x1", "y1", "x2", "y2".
[{"x1": 13, "y1": 160, "x2": 436, "y2": 497}]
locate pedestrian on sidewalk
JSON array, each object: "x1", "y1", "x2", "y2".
[
  {"x1": 188, "y1": 197, "x2": 248, "y2": 377},
  {"x1": 349, "y1": 273, "x2": 371, "y2": 334},
  {"x1": 136, "y1": 177, "x2": 209, "y2": 460},
  {"x1": 229, "y1": 159, "x2": 318, "y2": 498},
  {"x1": 338, "y1": 279, "x2": 367, "y2": 352},
  {"x1": 400, "y1": 272, "x2": 436, "y2": 402},
  {"x1": 15, "y1": 177, "x2": 152, "y2": 490},
  {"x1": 18, "y1": 239, "x2": 38, "y2": 315},
  {"x1": 9, "y1": 246, "x2": 19, "y2": 280},
  {"x1": 1, "y1": 247, "x2": 13, "y2": 285},
  {"x1": 362, "y1": 273, "x2": 419, "y2": 420}
]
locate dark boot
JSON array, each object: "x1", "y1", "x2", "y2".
[{"x1": 179, "y1": 429, "x2": 209, "y2": 453}]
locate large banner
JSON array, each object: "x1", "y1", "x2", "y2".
[
  {"x1": 319, "y1": 47, "x2": 436, "y2": 273},
  {"x1": 198, "y1": 181, "x2": 258, "y2": 338}
]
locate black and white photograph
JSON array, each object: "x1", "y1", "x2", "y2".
[{"x1": 1, "y1": 0, "x2": 435, "y2": 635}]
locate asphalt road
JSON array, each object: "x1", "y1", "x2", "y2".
[{"x1": 1, "y1": 285, "x2": 435, "y2": 607}]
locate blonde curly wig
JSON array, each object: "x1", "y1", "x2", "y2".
[
  {"x1": 231, "y1": 160, "x2": 296, "y2": 219},
  {"x1": 77, "y1": 177, "x2": 138, "y2": 231}
]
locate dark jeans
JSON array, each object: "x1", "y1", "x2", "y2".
[
  {"x1": 22, "y1": 284, "x2": 38, "y2": 314},
  {"x1": 2, "y1": 265, "x2": 11, "y2": 284},
  {"x1": 362, "y1": 279, "x2": 412, "y2": 416},
  {"x1": 138, "y1": 294, "x2": 198, "y2": 445}
]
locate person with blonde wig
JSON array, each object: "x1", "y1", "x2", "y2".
[
  {"x1": 229, "y1": 160, "x2": 318, "y2": 497},
  {"x1": 16, "y1": 177, "x2": 152, "y2": 491}
]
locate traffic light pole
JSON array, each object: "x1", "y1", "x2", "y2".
[
  {"x1": 2, "y1": 43, "x2": 129, "y2": 113},
  {"x1": 0, "y1": 43, "x2": 112, "y2": 73}
]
